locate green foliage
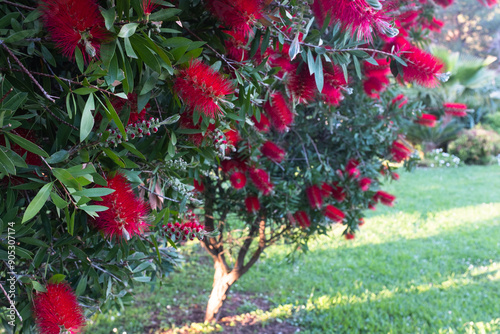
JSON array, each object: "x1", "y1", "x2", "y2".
[
  {"x1": 420, "y1": 148, "x2": 462, "y2": 168},
  {"x1": 448, "y1": 126, "x2": 500, "y2": 164},
  {"x1": 483, "y1": 112, "x2": 500, "y2": 134},
  {"x1": 406, "y1": 119, "x2": 463, "y2": 151}
]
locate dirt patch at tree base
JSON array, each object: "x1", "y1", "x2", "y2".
[{"x1": 148, "y1": 293, "x2": 300, "y2": 334}]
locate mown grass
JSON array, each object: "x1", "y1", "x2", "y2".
[{"x1": 86, "y1": 165, "x2": 500, "y2": 334}]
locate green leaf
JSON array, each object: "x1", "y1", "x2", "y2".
[
  {"x1": 149, "y1": 8, "x2": 182, "y2": 21},
  {"x1": 121, "y1": 142, "x2": 146, "y2": 160},
  {"x1": 314, "y1": 55, "x2": 324, "y2": 93},
  {"x1": 80, "y1": 94, "x2": 95, "y2": 142},
  {"x1": 352, "y1": 55, "x2": 362, "y2": 80},
  {"x1": 3, "y1": 30, "x2": 36, "y2": 43},
  {"x1": 75, "y1": 275, "x2": 87, "y2": 296},
  {"x1": 0, "y1": 146, "x2": 16, "y2": 175},
  {"x1": 249, "y1": 29, "x2": 262, "y2": 59},
  {"x1": 103, "y1": 96, "x2": 127, "y2": 139},
  {"x1": 102, "y1": 7, "x2": 116, "y2": 30},
  {"x1": 118, "y1": 23, "x2": 139, "y2": 38},
  {"x1": 73, "y1": 87, "x2": 98, "y2": 95},
  {"x1": 75, "y1": 47, "x2": 84, "y2": 73},
  {"x1": 288, "y1": 33, "x2": 301, "y2": 61},
  {"x1": 6, "y1": 133, "x2": 49, "y2": 158},
  {"x1": 46, "y1": 150, "x2": 69, "y2": 164},
  {"x1": 22, "y1": 182, "x2": 54, "y2": 224},
  {"x1": 124, "y1": 37, "x2": 138, "y2": 58},
  {"x1": 31, "y1": 281, "x2": 47, "y2": 292},
  {"x1": 261, "y1": 28, "x2": 271, "y2": 56},
  {"x1": 50, "y1": 191, "x2": 68, "y2": 209},
  {"x1": 103, "y1": 148, "x2": 126, "y2": 167},
  {"x1": 71, "y1": 188, "x2": 115, "y2": 197},
  {"x1": 19, "y1": 237, "x2": 48, "y2": 248},
  {"x1": 48, "y1": 274, "x2": 66, "y2": 284},
  {"x1": 79, "y1": 205, "x2": 109, "y2": 213},
  {"x1": 52, "y1": 168, "x2": 82, "y2": 190}
]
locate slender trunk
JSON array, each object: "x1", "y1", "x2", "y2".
[{"x1": 204, "y1": 258, "x2": 239, "y2": 322}]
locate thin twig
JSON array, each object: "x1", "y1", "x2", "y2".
[
  {"x1": 42, "y1": 106, "x2": 78, "y2": 130},
  {"x1": 0, "y1": 281, "x2": 23, "y2": 321},
  {"x1": 0, "y1": 68, "x2": 117, "y2": 97},
  {"x1": 0, "y1": 41, "x2": 56, "y2": 103},
  {"x1": 1, "y1": 0, "x2": 34, "y2": 10},
  {"x1": 306, "y1": 133, "x2": 324, "y2": 165}
]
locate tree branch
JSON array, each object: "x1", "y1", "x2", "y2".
[
  {"x1": 0, "y1": 42, "x2": 56, "y2": 103},
  {"x1": 240, "y1": 219, "x2": 266, "y2": 275}
]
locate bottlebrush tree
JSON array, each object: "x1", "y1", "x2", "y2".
[{"x1": 0, "y1": 0, "x2": 492, "y2": 331}]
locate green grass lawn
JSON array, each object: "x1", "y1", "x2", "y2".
[{"x1": 86, "y1": 165, "x2": 500, "y2": 334}]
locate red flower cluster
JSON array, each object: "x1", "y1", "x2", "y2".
[
  {"x1": 345, "y1": 233, "x2": 355, "y2": 240},
  {"x1": 416, "y1": 113, "x2": 437, "y2": 127},
  {"x1": 33, "y1": 282, "x2": 86, "y2": 334},
  {"x1": 39, "y1": 0, "x2": 110, "y2": 61},
  {"x1": 443, "y1": 103, "x2": 468, "y2": 117},
  {"x1": 324, "y1": 204, "x2": 345, "y2": 223},
  {"x1": 294, "y1": 211, "x2": 311, "y2": 229},
  {"x1": 179, "y1": 112, "x2": 216, "y2": 146},
  {"x1": 434, "y1": 0, "x2": 454, "y2": 7},
  {"x1": 249, "y1": 168, "x2": 274, "y2": 195},
  {"x1": 359, "y1": 177, "x2": 372, "y2": 191},
  {"x1": 252, "y1": 113, "x2": 271, "y2": 133},
  {"x1": 363, "y1": 58, "x2": 391, "y2": 99},
  {"x1": 391, "y1": 140, "x2": 412, "y2": 162},
  {"x1": 142, "y1": 0, "x2": 158, "y2": 16},
  {"x1": 331, "y1": 182, "x2": 346, "y2": 202},
  {"x1": 193, "y1": 178, "x2": 205, "y2": 192},
  {"x1": 310, "y1": 0, "x2": 393, "y2": 40},
  {"x1": 373, "y1": 190, "x2": 396, "y2": 206},
  {"x1": 346, "y1": 159, "x2": 361, "y2": 179},
  {"x1": 306, "y1": 185, "x2": 323, "y2": 210},
  {"x1": 205, "y1": 0, "x2": 263, "y2": 35},
  {"x1": 264, "y1": 93, "x2": 294, "y2": 132},
  {"x1": 477, "y1": 0, "x2": 498, "y2": 7},
  {"x1": 287, "y1": 65, "x2": 317, "y2": 104},
  {"x1": 93, "y1": 173, "x2": 149, "y2": 240},
  {"x1": 174, "y1": 60, "x2": 234, "y2": 118},
  {"x1": 245, "y1": 196, "x2": 260, "y2": 214},
  {"x1": 322, "y1": 63, "x2": 347, "y2": 106},
  {"x1": 110, "y1": 93, "x2": 148, "y2": 126},
  {"x1": 391, "y1": 94, "x2": 408, "y2": 109},
  {"x1": 230, "y1": 171, "x2": 247, "y2": 189},
  {"x1": 260, "y1": 141, "x2": 286, "y2": 163}
]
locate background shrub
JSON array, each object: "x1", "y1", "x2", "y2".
[{"x1": 448, "y1": 126, "x2": 500, "y2": 164}]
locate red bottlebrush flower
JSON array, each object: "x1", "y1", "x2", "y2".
[
  {"x1": 359, "y1": 177, "x2": 372, "y2": 191},
  {"x1": 39, "y1": 0, "x2": 110, "y2": 61},
  {"x1": 322, "y1": 85, "x2": 344, "y2": 106},
  {"x1": 205, "y1": 0, "x2": 263, "y2": 35},
  {"x1": 324, "y1": 62, "x2": 348, "y2": 87},
  {"x1": 260, "y1": 141, "x2": 286, "y2": 163},
  {"x1": 249, "y1": 168, "x2": 273, "y2": 195},
  {"x1": 443, "y1": 102, "x2": 468, "y2": 117},
  {"x1": 346, "y1": 159, "x2": 360, "y2": 179},
  {"x1": 363, "y1": 75, "x2": 390, "y2": 99},
  {"x1": 224, "y1": 129, "x2": 240, "y2": 149},
  {"x1": 245, "y1": 196, "x2": 260, "y2": 213},
  {"x1": 310, "y1": 0, "x2": 394, "y2": 40},
  {"x1": 287, "y1": 65, "x2": 317, "y2": 104},
  {"x1": 252, "y1": 113, "x2": 271, "y2": 132},
  {"x1": 368, "y1": 201, "x2": 377, "y2": 210},
  {"x1": 142, "y1": 0, "x2": 158, "y2": 15},
  {"x1": 224, "y1": 30, "x2": 249, "y2": 61},
  {"x1": 373, "y1": 190, "x2": 396, "y2": 206},
  {"x1": 398, "y1": 9, "x2": 422, "y2": 28},
  {"x1": 193, "y1": 178, "x2": 205, "y2": 192},
  {"x1": 391, "y1": 141, "x2": 412, "y2": 162},
  {"x1": 324, "y1": 204, "x2": 345, "y2": 223},
  {"x1": 179, "y1": 112, "x2": 216, "y2": 146},
  {"x1": 345, "y1": 232, "x2": 355, "y2": 240},
  {"x1": 364, "y1": 58, "x2": 391, "y2": 78},
  {"x1": 331, "y1": 183, "x2": 346, "y2": 202},
  {"x1": 477, "y1": 0, "x2": 497, "y2": 7},
  {"x1": 425, "y1": 17, "x2": 445, "y2": 33},
  {"x1": 221, "y1": 158, "x2": 248, "y2": 173},
  {"x1": 174, "y1": 60, "x2": 234, "y2": 118},
  {"x1": 93, "y1": 173, "x2": 149, "y2": 240},
  {"x1": 401, "y1": 45, "x2": 444, "y2": 87},
  {"x1": 416, "y1": 113, "x2": 437, "y2": 127},
  {"x1": 391, "y1": 94, "x2": 408, "y2": 108},
  {"x1": 321, "y1": 182, "x2": 334, "y2": 198},
  {"x1": 433, "y1": 0, "x2": 454, "y2": 7},
  {"x1": 294, "y1": 211, "x2": 311, "y2": 229},
  {"x1": 306, "y1": 185, "x2": 323, "y2": 210},
  {"x1": 230, "y1": 172, "x2": 247, "y2": 189},
  {"x1": 358, "y1": 218, "x2": 365, "y2": 226},
  {"x1": 264, "y1": 93, "x2": 294, "y2": 132},
  {"x1": 33, "y1": 282, "x2": 86, "y2": 334}
]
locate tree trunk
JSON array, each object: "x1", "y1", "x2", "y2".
[{"x1": 204, "y1": 258, "x2": 239, "y2": 322}]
